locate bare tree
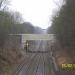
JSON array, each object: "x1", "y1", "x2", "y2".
[
  {"x1": 11, "y1": 11, "x2": 24, "y2": 24},
  {"x1": 0, "y1": 0, "x2": 9, "y2": 11}
]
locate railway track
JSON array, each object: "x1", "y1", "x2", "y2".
[
  {"x1": 14, "y1": 40, "x2": 56, "y2": 75},
  {"x1": 14, "y1": 53, "x2": 37, "y2": 75}
]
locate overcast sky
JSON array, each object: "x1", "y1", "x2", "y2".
[{"x1": 9, "y1": 0, "x2": 62, "y2": 29}]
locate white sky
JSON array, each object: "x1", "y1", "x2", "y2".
[{"x1": 9, "y1": 0, "x2": 62, "y2": 29}]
